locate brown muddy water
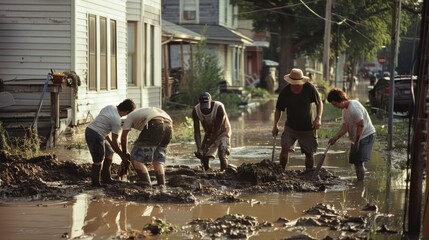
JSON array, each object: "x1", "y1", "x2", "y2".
[{"x1": 0, "y1": 82, "x2": 408, "y2": 239}]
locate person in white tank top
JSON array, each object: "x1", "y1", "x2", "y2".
[{"x1": 192, "y1": 92, "x2": 231, "y2": 171}]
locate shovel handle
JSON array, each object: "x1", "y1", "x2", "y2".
[{"x1": 271, "y1": 135, "x2": 277, "y2": 162}]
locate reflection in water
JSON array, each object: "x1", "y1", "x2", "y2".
[{"x1": 4, "y1": 83, "x2": 407, "y2": 239}]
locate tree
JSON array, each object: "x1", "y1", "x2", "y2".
[
  {"x1": 171, "y1": 28, "x2": 224, "y2": 107},
  {"x1": 236, "y1": 0, "x2": 418, "y2": 89}
]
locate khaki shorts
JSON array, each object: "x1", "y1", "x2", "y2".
[
  {"x1": 281, "y1": 125, "x2": 318, "y2": 155},
  {"x1": 203, "y1": 134, "x2": 231, "y2": 158}
]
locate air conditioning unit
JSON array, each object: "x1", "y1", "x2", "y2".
[{"x1": 183, "y1": 10, "x2": 196, "y2": 20}]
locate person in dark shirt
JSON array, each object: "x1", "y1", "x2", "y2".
[{"x1": 272, "y1": 68, "x2": 323, "y2": 171}]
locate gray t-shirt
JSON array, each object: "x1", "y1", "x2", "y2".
[
  {"x1": 343, "y1": 100, "x2": 375, "y2": 141},
  {"x1": 87, "y1": 105, "x2": 121, "y2": 137}
]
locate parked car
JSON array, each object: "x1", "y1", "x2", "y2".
[{"x1": 368, "y1": 75, "x2": 416, "y2": 116}]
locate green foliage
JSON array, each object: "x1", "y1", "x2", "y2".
[
  {"x1": 246, "y1": 87, "x2": 271, "y2": 99},
  {"x1": 317, "y1": 102, "x2": 343, "y2": 139},
  {"x1": 142, "y1": 218, "x2": 178, "y2": 235},
  {"x1": 0, "y1": 122, "x2": 41, "y2": 159},
  {"x1": 237, "y1": 0, "x2": 419, "y2": 72},
  {"x1": 173, "y1": 27, "x2": 223, "y2": 107},
  {"x1": 171, "y1": 116, "x2": 194, "y2": 143}
]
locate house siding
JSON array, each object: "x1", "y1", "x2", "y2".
[
  {"x1": 126, "y1": 0, "x2": 162, "y2": 108},
  {"x1": 199, "y1": 0, "x2": 219, "y2": 25},
  {"x1": 0, "y1": 0, "x2": 73, "y2": 111},
  {"x1": 73, "y1": 0, "x2": 128, "y2": 124},
  {"x1": 0, "y1": 1, "x2": 72, "y2": 80}
]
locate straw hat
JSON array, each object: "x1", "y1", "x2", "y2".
[{"x1": 283, "y1": 68, "x2": 309, "y2": 85}]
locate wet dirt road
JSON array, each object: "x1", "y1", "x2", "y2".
[{"x1": 0, "y1": 80, "x2": 408, "y2": 239}]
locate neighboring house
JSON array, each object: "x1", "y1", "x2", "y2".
[
  {"x1": 162, "y1": 0, "x2": 252, "y2": 87},
  {"x1": 162, "y1": 19, "x2": 201, "y2": 98},
  {"x1": 0, "y1": 0, "x2": 162, "y2": 147}
]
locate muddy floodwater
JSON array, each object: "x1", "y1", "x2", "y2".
[{"x1": 0, "y1": 81, "x2": 408, "y2": 239}]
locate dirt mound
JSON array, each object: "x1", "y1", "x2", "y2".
[{"x1": 0, "y1": 150, "x2": 345, "y2": 202}]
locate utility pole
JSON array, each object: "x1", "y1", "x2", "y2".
[
  {"x1": 388, "y1": 0, "x2": 401, "y2": 151},
  {"x1": 323, "y1": 0, "x2": 333, "y2": 83}
]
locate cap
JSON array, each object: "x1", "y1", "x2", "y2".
[{"x1": 199, "y1": 92, "x2": 211, "y2": 109}]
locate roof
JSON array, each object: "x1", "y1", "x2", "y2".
[
  {"x1": 162, "y1": 20, "x2": 201, "y2": 43},
  {"x1": 180, "y1": 24, "x2": 253, "y2": 45}
]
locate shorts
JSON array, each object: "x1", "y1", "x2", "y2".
[
  {"x1": 85, "y1": 127, "x2": 114, "y2": 163},
  {"x1": 203, "y1": 133, "x2": 231, "y2": 158},
  {"x1": 281, "y1": 125, "x2": 317, "y2": 155},
  {"x1": 349, "y1": 134, "x2": 375, "y2": 165},
  {"x1": 131, "y1": 118, "x2": 172, "y2": 164}
]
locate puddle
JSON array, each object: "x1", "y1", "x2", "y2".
[{"x1": 0, "y1": 83, "x2": 408, "y2": 239}]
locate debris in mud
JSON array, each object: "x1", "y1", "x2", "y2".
[
  {"x1": 142, "y1": 217, "x2": 178, "y2": 235},
  {"x1": 286, "y1": 202, "x2": 400, "y2": 238},
  {"x1": 0, "y1": 149, "x2": 347, "y2": 203},
  {"x1": 188, "y1": 214, "x2": 271, "y2": 239}
]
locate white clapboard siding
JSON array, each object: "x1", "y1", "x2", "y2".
[{"x1": 73, "y1": 0, "x2": 128, "y2": 124}]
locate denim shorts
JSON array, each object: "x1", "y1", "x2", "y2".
[
  {"x1": 85, "y1": 127, "x2": 114, "y2": 163},
  {"x1": 349, "y1": 134, "x2": 375, "y2": 165},
  {"x1": 130, "y1": 118, "x2": 172, "y2": 164}
]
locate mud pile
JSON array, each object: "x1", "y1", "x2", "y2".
[{"x1": 0, "y1": 150, "x2": 343, "y2": 202}]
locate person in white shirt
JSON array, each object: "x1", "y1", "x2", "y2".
[
  {"x1": 120, "y1": 107, "x2": 173, "y2": 188},
  {"x1": 85, "y1": 99, "x2": 136, "y2": 187},
  {"x1": 327, "y1": 88, "x2": 376, "y2": 181}
]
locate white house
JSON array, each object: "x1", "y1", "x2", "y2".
[{"x1": 0, "y1": 0, "x2": 162, "y2": 146}]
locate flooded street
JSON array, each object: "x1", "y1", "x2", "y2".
[{"x1": 0, "y1": 80, "x2": 408, "y2": 239}]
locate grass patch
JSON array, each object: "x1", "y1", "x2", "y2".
[{"x1": 0, "y1": 122, "x2": 41, "y2": 158}]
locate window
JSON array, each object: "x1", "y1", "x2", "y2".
[
  {"x1": 127, "y1": 22, "x2": 137, "y2": 85},
  {"x1": 110, "y1": 20, "x2": 117, "y2": 89},
  {"x1": 87, "y1": 14, "x2": 118, "y2": 92},
  {"x1": 182, "y1": 0, "x2": 197, "y2": 22},
  {"x1": 88, "y1": 14, "x2": 97, "y2": 91},
  {"x1": 100, "y1": 17, "x2": 107, "y2": 90}
]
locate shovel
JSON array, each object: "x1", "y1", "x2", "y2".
[
  {"x1": 312, "y1": 143, "x2": 331, "y2": 179},
  {"x1": 271, "y1": 135, "x2": 277, "y2": 162}
]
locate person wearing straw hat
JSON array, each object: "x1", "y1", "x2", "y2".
[{"x1": 272, "y1": 68, "x2": 323, "y2": 171}]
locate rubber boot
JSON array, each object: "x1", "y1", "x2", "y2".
[
  {"x1": 156, "y1": 173, "x2": 166, "y2": 186},
  {"x1": 91, "y1": 163, "x2": 102, "y2": 187},
  {"x1": 280, "y1": 157, "x2": 288, "y2": 171},
  {"x1": 136, "y1": 170, "x2": 152, "y2": 187},
  {"x1": 355, "y1": 165, "x2": 365, "y2": 181},
  {"x1": 304, "y1": 155, "x2": 314, "y2": 171},
  {"x1": 220, "y1": 158, "x2": 228, "y2": 171},
  {"x1": 101, "y1": 158, "x2": 114, "y2": 184},
  {"x1": 201, "y1": 157, "x2": 210, "y2": 171}
]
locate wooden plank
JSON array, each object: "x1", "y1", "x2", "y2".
[{"x1": 2, "y1": 83, "x2": 64, "y2": 93}]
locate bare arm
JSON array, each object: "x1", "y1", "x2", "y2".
[
  {"x1": 354, "y1": 119, "x2": 364, "y2": 145},
  {"x1": 272, "y1": 108, "x2": 282, "y2": 137},
  {"x1": 109, "y1": 133, "x2": 127, "y2": 160},
  {"x1": 192, "y1": 109, "x2": 202, "y2": 152},
  {"x1": 313, "y1": 100, "x2": 323, "y2": 130},
  {"x1": 120, "y1": 129, "x2": 130, "y2": 156}
]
